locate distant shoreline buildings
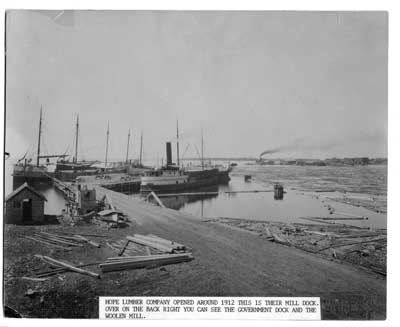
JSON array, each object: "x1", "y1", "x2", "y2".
[{"x1": 182, "y1": 157, "x2": 388, "y2": 167}]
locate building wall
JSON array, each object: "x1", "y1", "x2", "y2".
[
  {"x1": 5, "y1": 189, "x2": 45, "y2": 224},
  {"x1": 79, "y1": 188, "x2": 97, "y2": 213}
]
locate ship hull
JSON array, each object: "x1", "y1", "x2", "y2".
[
  {"x1": 140, "y1": 167, "x2": 231, "y2": 193},
  {"x1": 12, "y1": 165, "x2": 53, "y2": 190}
]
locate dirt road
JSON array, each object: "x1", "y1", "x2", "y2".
[{"x1": 94, "y1": 187, "x2": 386, "y2": 319}]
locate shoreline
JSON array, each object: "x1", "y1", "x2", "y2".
[{"x1": 3, "y1": 185, "x2": 386, "y2": 319}]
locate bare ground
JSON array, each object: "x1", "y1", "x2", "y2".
[{"x1": 3, "y1": 187, "x2": 386, "y2": 319}]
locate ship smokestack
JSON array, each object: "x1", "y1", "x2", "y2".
[{"x1": 166, "y1": 142, "x2": 172, "y2": 166}]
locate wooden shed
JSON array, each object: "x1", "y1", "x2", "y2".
[{"x1": 5, "y1": 182, "x2": 47, "y2": 224}]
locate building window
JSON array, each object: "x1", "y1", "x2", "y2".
[{"x1": 13, "y1": 201, "x2": 21, "y2": 208}]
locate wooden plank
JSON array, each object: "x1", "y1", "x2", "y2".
[
  {"x1": 100, "y1": 253, "x2": 193, "y2": 272},
  {"x1": 73, "y1": 234, "x2": 101, "y2": 248},
  {"x1": 126, "y1": 236, "x2": 174, "y2": 253},
  {"x1": 135, "y1": 234, "x2": 185, "y2": 250},
  {"x1": 145, "y1": 246, "x2": 152, "y2": 255},
  {"x1": 57, "y1": 232, "x2": 107, "y2": 238},
  {"x1": 36, "y1": 233, "x2": 84, "y2": 247},
  {"x1": 40, "y1": 232, "x2": 85, "y2": 242},
  {"x1": 34, "y1": 262, "x2": 102, "y2": 277},
  {"x1": 36, "y1": 255, "x2": 100, "y2": 279},
  {"x1": 106, "y1": 253, "x2": 187, "y2": 261},
  {"x1": 24, "y1": 236, "x2": 72, "y2": 251},
  {"x1": 118, "y1": 240, "x2": 130, "y2": 256},
  {"x1": 148, "y1": 192, "x2": 166, "y2": 208}
]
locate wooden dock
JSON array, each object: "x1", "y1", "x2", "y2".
[{"x1": 100, "y1": 180, "x2": 141, "y2": 194}]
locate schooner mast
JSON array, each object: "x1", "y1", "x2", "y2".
[
  {"x1": 125, "y1": 129, "x2": 131, "y2": 163},
  {"x1": 139, "y1": 131, "x2": 143, "y2": 165},
  {"x1": 104, "y1": 122, "x2": 110, "y2": 172},
  {"x1": 176, "y1": 119, "x2": 180, "y2": 166},
  {"x1": 73, "y1": 115, "x2": 79, "y2": 163},
  {"x1": 36, "y1": 106, "x2": 43, "y2": 167}
]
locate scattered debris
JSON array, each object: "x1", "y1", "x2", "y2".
[
  {"x1": 208, "y1": 217, "x2": 386, "y2": 276},
  {"x1": 25, "y1": 289, "x2": 38, "y2": 297},
  {"x1": 35, "y1": 255, "x2": 100, "y2": 279}
]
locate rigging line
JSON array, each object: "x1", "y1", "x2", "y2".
[
  {"x1": 194, "y1": 144, "x2": 202, "y2": 161},
  {"x1": 181, "y1": 143, "x2": 190, "y2": 159}
]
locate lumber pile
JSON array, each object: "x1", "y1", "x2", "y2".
[
  {"x1": 100, "y1": 253, "x2": 194, "y2": 273},
  {"x1": 101, "y1": 234, "x2": 192, "y2": 272},
  {"x1": 126, "y1": 234, "x2": 187, "y2": 253}
]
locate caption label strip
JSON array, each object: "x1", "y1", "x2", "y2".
[{"x1": 99, "y1": 297, "x2": 320, "y2": 320}]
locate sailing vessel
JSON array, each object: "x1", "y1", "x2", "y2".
[
  {"x1": 12, "y1": 107, "x2": 67, "y2": 189},
  {"x1": 55, "y1": 115, "x2": 97, "y2": 176}
]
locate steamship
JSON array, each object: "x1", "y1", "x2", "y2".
[
  {"x1": 140, "y1": 140, "x2": 231, "y2": 193},
  {"x1": 140, "y1": 142, "x2": 189, "y2": 193}
]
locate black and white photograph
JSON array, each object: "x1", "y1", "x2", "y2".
[{"x1": 2, "y1": 9, "x2": 388, "y2": 320}]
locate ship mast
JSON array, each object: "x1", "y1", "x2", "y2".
[
  {"x1": 139, "y1": 131, "x2": 143, "y2": 165},
  {"x1": 201, "y1": 128, "x2": 204, "y2": 170},
  {"x1": 73, "y1": 114, "x2": 79, "y2": 163},
  {"x1": 176, "y1": 119, "x2": 180, "y2": 167},
  {"x1": 125, "y1": 129, "x2": 130, "y2": 163},
  {"x1": 104, "y1": 122, "x2": 109, "y2": 172},
  {"x1": 36, "y1": 106, "x2": 42, "y2": 167}
]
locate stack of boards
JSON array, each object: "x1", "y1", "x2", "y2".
[{"x1": 100, "y1": 234, "x2": 193, "y2": 273}]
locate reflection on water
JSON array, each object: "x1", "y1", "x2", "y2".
[
  {"x1": 157, "y1": 175, "x2": 386, "y2": 229},
  {"x1": 160, "y1": 176, "x2": 328, "y2": 220}
]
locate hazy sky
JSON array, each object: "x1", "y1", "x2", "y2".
[{"x1": 5, "y1": 10, "x2": 387, "y2": 161}]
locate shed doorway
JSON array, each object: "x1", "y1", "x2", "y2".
[{"x1": 22, "y1": 199, "x2": 32, "y2": 222}]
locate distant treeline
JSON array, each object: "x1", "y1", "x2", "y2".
[{"x1": 182, "y1": 157, "x2": 388, "y2": 166}]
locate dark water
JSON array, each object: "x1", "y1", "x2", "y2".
[{"x1": 147, "y1": 167, "x2": 387, "y2": 229}]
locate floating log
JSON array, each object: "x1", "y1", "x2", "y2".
[
  {"x1": 315, "y1": 217, "x2": 367, "y2": 221},
  {"x1": 334, "y1": 212, "x2": 368, "y2": 219},
  {"x1": 35, "y1": 255, "x2": 100, "y2": 279},
  {"x1": 304, "y1": 230, "x2": 334, "y2": 237},
  {"x1": 318, "y1": 237, "x2": 387, "y2": 252},
  {"x1": 271, "y1": 233, "x2": 290, "y2": 246},
  {"x1": 156, "y1": 192, "x2": 219, "y2": 197},
  {"x1": 264, "y1": 227, "x2": 274, "y2": 240}
]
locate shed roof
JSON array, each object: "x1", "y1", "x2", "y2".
[{"x1": 5, "y1": 182, "x2": 47, "y2": 202}]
